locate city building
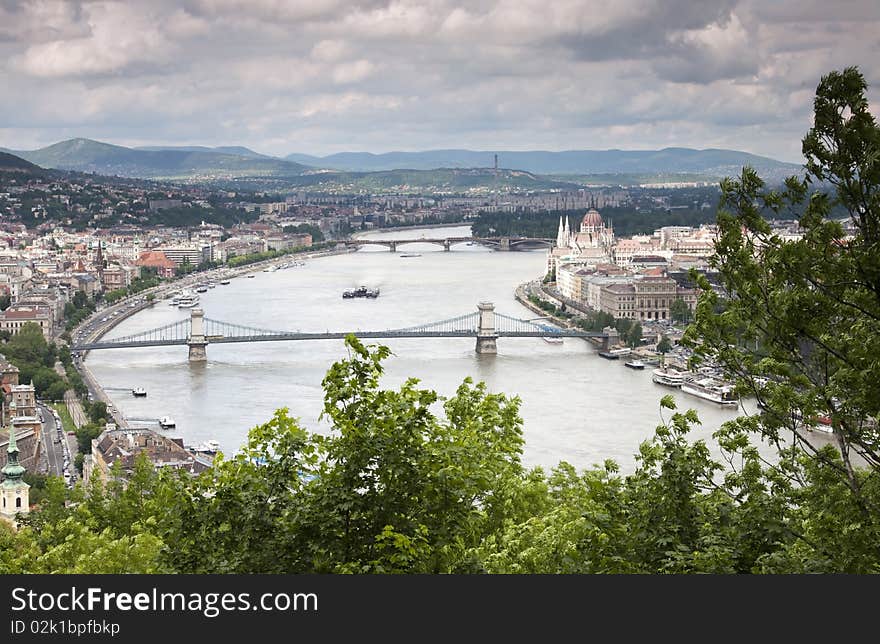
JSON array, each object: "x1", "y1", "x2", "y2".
[
  {"x1": 83, "y1": 427, "x2": 212, "y2": 487},
  {"x1": 0, "y1": 305, "x2": 53, "y2": 339},
  {"x1": 136, "y1": 250, "x2": 176, "y2": 278}
]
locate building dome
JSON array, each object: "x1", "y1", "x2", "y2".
[{"x1": 582, "y1": 208, "x2": 603, "y2": 228}]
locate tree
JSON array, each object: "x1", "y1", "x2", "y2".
[
  {"x1": 670, "y1": 298, "x2": 692, "y2": 324},
  {"x1": 88, "y1": 401, "x2": 108, "y2": 424},
  {"x1": 626, "y1": 322, "x2": 643, "y2": 348},
  {"x1": 685, "y1": 67, "x2": 880, "y2": 505},
  {"x1": 657, "y1": 335, "x2": 672, "y2": 354}
]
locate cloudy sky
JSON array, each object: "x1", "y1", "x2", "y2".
[{"x1": 1, "y1": 0, "x2": 878, "y2": 161}]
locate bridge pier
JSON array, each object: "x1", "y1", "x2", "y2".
[
  {"x1": 475, "y1": 301, "x2": 498, "y2": 354},
  {"x1": 600, "y1": 326, "x2": 618, "y2": 351},
  {"x1": 188, "y1": 308, "x2": 208, "y2": 363},
  {"x1": 499, "y1": 237, "x2": 510, "y2": 251},
  {"x1": 389, "y1": 241, "x2": 396, "y2": 252},
  {"x1": 443, "y1": 240, "x2": 451, "y2": 251}
]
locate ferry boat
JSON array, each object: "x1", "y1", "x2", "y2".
[
  {"x1": 680, "y1": 377, "x2": 738, "y2": 406},
  {"x1": 195, "y1": 284, "x2": 208, "y2": 293},
  {"x1": 177, "y1": 293, "x2": 200, "y2": 308},
  {"x1": 207, "y1": 282, "x2": 216, "y2": 288},
  {"x1": 652, "y1": 366, "x2": 689, "y2": 387},
  {"x1": 599, "y1": 347, "x2": 631, "y2": 360},
  {"x1": 343, "y1": 286, "x2": 380, "y2": 299},
  {"x1": 624, "y1": 359, "x2": 646, "y2": 370},
  {"x1": 220, "y1": 279, "x2": 231, "y2": 285},
  {"x1": 158, "y1": 416, "x2": 176, "y2": 429},
  {"x1": 168, "y1": 291, "x2": 182, "y2": 305},
  {"x1": 542, "y1": 336, "x2": 564, "y2": 345},
  {"x1": 131, "y1": 387, "x2": 147, "y2": 397}
]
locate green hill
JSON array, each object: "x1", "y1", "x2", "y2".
[
  {"x1": 7, "y1": 138, "x2": 309, "y2": 180},
  {"x1": 0, "y1": 151, "x2": 42, "y2": 173}
]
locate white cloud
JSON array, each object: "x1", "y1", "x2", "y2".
[{"x1": 0, "y1": 0, "x2": 877, "y2": 162}]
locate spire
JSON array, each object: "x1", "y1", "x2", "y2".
[{"x1": 2, "y1": 427, "x2": 25, "y2": 483}]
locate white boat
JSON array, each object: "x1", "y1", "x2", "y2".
[
  {"x1": 542, "y1": 336, "x2": 563, "y2": 345},
  {"x1": 177, "y1": 294, "x2": 199, "y2": 308},
  {"x1": 207, "y1": 282, "x2": 216, "y2": 288},
  {"x1": 680, "y1": 377, "x2": 738, "y2": 406},
  {"x1": 192, "y1": 439, "x2": 220, "y2": 454},
  {"x1": 624, "y1": 360, "x2": 646, "y2": 370},
  {"x1": 158, "y1": 416, "x2": 176, "y2": 429},
  {"x1": 652, "y1": 366, "x2": 689, "y2": 387},
  {"x1": 131, "y1": 387, "x2": 147, "y2": 397},
  {"x1": 220, "y1": 279, "x2": 231, "y2": 285},
  {"x1": 247, "y1": 274, "x2": 255, "y2": 278}
]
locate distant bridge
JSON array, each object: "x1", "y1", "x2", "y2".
[
  {"x1": 345, "y1": 237, "x2": 554, "y2": 252},
  {"x1": 73, "y1": 303, "x2": 608, "y2": 362}
]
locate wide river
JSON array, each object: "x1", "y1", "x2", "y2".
[{"x1": 88, "y1": 225, "x2": 764, "y2": 473}]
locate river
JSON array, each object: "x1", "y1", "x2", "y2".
[{"x1": 88, "y1": 224, "x2": 766, "y2": 473}]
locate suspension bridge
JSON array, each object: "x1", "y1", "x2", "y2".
[{"x1": 72, "y1": 303, "x2": 610, "y2": 362}]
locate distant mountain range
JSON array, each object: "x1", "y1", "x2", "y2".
[
  {"x1": 1, "y1": 139, "x2": 308, "y2": 180},
  {"x1": 285, "y1": 148, "x2": 801, "y2": 176},
  {"x1": 0, "y1": 138, "x2": 801, "y2": 187}
]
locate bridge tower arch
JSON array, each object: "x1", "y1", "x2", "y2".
[
  {"x1": 188, "y1": 308, "x2": 208, "y2": 362},
  {"x1": 475, "y1": 301, "x2": 498, "y2": 354}
]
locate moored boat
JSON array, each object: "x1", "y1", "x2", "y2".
[
  {"x1": 652, "y1": 366, "x2": 689, "y2": 387},
  {"x1": 624, "y1": 359, "x2": 645, "y2": 370},
  {"x1": 680, "y1": 377, "x2": 738, "y2": 406},
  {"x1": 158, "y1": 416, "x2": 176, "y2": 429}
]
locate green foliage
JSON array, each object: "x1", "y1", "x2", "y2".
[
  {"x1": 282, "y1": 223, "x2": 324, "y2": 242},
  {"x1": 670, "y1": 298, "x2": 692, "y2": 323},
  {"x1": 87, "y1": 401, "x2": 107, "y2": 424},
  {"x1": 657, "y1": 335, "x2": 673, "y2": 354}
]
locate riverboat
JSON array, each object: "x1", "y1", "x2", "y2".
[
  {"x1": 191, "y1": 440, "x2": 220, "y2": 454},
  {"x1": 132, "y1": 387, "x2": 147, "y2": 397},
  {"x1": 624, "y1": 360, "x2": 646, "y2": 370},
  {"x1": 680, "y1": 377, "x2": 739, "y2": 406},
  {"x1": 195, "y1": 284, "x2": 208, "y2": 293},
  {"x1": 158, "y1": 416, "x2": 176, "y2": 429},
  {"x1": 220, "y1": 279, "x2": 231, "y2": 285},
  {"x1": 652, "y1": 366, "x2": 689, "y2": 387},
  {"x1": 343, "y1": 286, "x2": 380, "y2": 299},
  {"x1": 542, "y1": 336, "x2": 564, "y2": 345},
  {"x1": 177, "y1": 294, "x2": 200, "y2": 308}
]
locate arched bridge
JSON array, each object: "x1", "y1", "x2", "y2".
[
  {"x1": 345, "y1": 237, "x2": 554, "y2": 252},
  {"x1": 73, "y1": 303, "x2": 607, "y2": 362}
]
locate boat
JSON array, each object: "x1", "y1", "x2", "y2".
[
  {"x1": 158, "y1": 416, "x2": 176, "y2": 429},
  {"x1": 177, "y1": 293, "x2": 200, "y2": 308},
  {"x1": 598, "y1": 351, "x2": 620, "y2": 360},
  {"x1": 247, "y1": 274, "x2": 255, "y2": 278},
  {"x1": 207, "y1": 282, "x2": 216, "y2": 288},
  {"x1": 220, "y1": 279, "x2": 230, "y2": 285},
  {"x1": 131, "y1": 387, "x2": 147, "y2": 397},
  {"x1": 680, "y1": 377, "x2": 739, "y2": 406},
  {"x1": 599, "y1": 347, "x2": 631, "y2": 359},
  {"x1": 652, "y1": 366, "x2": 689, "y2": 387},
  {"x1": 191, "y1": 439, "x2": 220, "y2": 454},
  {"x1": 195, "y1": 284, "x2": 208, "y2": 293},
  {"x1": 343, "y1": 286, "x2": 380, "y2": 299},
  {"x1": 399, "y1": 253, "x2": 422, "y2": 258},
  {"x1": 542, "y1": 336, "x2": 564, "y2": 345},
  {"x1": 624, "y1": 360, "x2": 646, "y2": 370}
]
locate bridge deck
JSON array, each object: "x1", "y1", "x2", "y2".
[{"x1": 75, "y1": 329, "x2": 604, "y2": 351}]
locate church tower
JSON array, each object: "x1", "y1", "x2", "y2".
[{"x1": 1, "y1": 426, "x2": 29, "y2": 523}]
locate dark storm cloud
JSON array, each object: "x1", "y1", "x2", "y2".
[{"x1": 1, "y1": 0, "x2": 878, "y2": 162}]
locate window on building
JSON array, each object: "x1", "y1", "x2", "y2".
[{"x1": 16, "y1": 497, "x2": 21, "y2": 508}]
